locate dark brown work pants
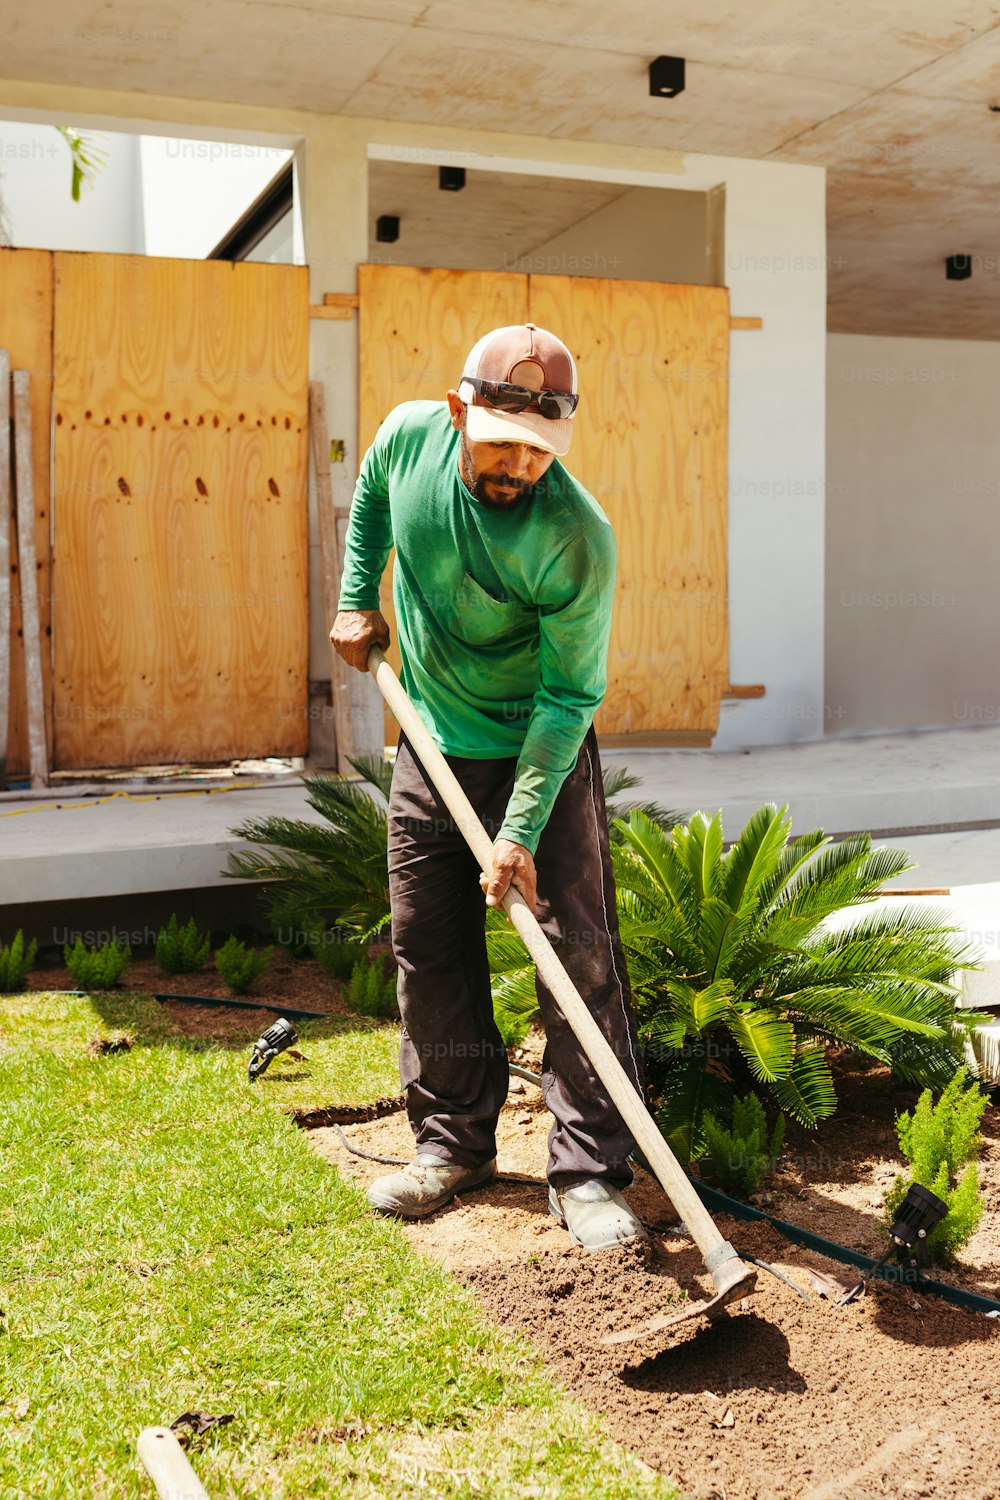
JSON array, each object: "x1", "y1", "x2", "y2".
[{"x1": 386, "y1": 725, "x2": 644, "y2": 1189}]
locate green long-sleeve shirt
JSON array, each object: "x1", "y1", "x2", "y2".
[{"x1": 338, "y1": 400, "x2": 616, "y2": 854}]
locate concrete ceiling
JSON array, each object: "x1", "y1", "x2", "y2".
[
  {"x1": 6, "y1": 0, "x2": 1000, "y2": 338},
  {"x1": 367, "y1": 165, "x2": 630, "y2": 274}
]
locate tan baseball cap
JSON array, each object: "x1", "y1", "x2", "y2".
[{"x1": 457, "y1": 323, "x2": 578, "y2": 456}]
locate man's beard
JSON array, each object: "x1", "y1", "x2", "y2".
[{"x1": 459, "y1": 433, "x2": 536, "y2": 511}]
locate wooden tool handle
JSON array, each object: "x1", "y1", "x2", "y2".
[
  {"x1": 368, "y1": 646, "x2": 748, "y2": 1293},
  {"x1": 137, "y1": 1427, "x2": 210, "y2": 1500}
]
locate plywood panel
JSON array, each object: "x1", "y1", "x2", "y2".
[
  {"x1": 528, "y1": 275, "x2": 730, "y2": 736},
  {"x1": 52, "y1": 253, "x2": 309, "y2": 769},
  {"x1": 358, "y1": 264, "x2": 529, "y2": 741},
  {"x1": 0, "y1": 248, "x2": 53, "y2": 780}
]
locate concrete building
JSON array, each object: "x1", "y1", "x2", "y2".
[{"x1": 1, "y1": 3, "x2": 998, "y2": 758}]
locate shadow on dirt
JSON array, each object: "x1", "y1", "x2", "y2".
[{"x1": 620, "y1": 1310, "x2": 806, "y2": 1397}]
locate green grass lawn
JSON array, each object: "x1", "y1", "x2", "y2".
[{"x1": 1, "y1": 992, "x2": 677, "y2": 1499}]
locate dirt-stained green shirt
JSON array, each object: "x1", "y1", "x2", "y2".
[{"x1": 338, "y1": 400, "x2": 616, "y2": 854}]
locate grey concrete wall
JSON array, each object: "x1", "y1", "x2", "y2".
[{"x1": 826, "y1": 332, "x2": 1000, "y2": 735}]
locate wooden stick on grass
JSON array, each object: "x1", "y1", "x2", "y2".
[{"x1": 137, "y1": 1426, "x2": 210, "y2": 1500}]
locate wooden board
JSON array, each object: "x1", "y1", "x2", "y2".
[
  {"x1": 358, "y1": 264, "x2": 529, "y2": 743},
  {"x1": 528, "y1": 275, "x2": 730, "y2": 736},
  {"x1": 0, "y1": 249, "x2": 54, "y2": 780},
  {"x1": 356, "y1": 265, "x2": 729, "y2": 742},
  {"x1": 12, "y1": 371, "x2": 50, "y2": 786},
  {"x1": 52, "y1": 253, "x2": 310, "y2": 769},
  {"x1": 0, "y1": 349, "x2": 10, "y2": 782},
  {"x1": 309, "y1": 379, "x2": 354, "y2": 771}
]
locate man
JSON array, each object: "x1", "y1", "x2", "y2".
[{"x1": 330, "y1": 322, "x2": 645, "y2": 1252}]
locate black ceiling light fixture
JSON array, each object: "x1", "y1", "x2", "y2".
[
  {"x1": 376, "y1": 214, "x2": 400, "y2": 244},
  {"x1": 439, "y1": 166, "x2": 466, "y2": 191},
  {"x1": 649, "y1": 55, "x2": 686, "y2": 98},
  {"x1": 946, "y1": 253, "x2": 972, "y2": 281}
]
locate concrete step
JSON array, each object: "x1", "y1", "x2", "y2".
[{"x1": 0, "y1": 778, "x2": 329, "y2": 905}]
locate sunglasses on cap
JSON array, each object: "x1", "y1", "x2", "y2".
[{"x1": 463, "y1": 376, "x2": 579, "y2": 421}]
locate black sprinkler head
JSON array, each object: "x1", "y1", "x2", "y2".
[
  {"x1": 889, "y1": 1183, "x2": 949, "y2": 1251},
  {"x1": 248, "y1": 1018, "x2": 298, "y2": 1082}
]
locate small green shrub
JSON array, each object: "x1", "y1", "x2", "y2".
[
  {"x1": 345, "y1": 957, "x2": 398, "y2": 1019},
  {"x1": 701, "y1": 1092, "x2": 786, "y2": 1199},
  {"x1": 884, "y1": 1068, "x2": 988, "y2": 1263},
  {"x1": 0, "y1": 930, "x2": 37, "y2": 993},
  {"x1": 155, "y1": 914, "x2": 211, "y2": 975},
  {"x1": 64, "y1": 938, "x2": 131, "y2": 990},
  {"x1": 215, "y1": 936, "x2": 273, "y2": 995},
  {"x1": 311, "y1": 927, "x2": 368, "y2": 981}
]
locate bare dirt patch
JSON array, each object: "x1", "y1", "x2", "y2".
[{"x1": 309, "y1": 1061, "x2": 1000, "y2": 1500}]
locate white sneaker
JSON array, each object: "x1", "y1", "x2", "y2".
[
  {"x1": 549, "y1": 1179, "x2": 646, "y2": 1252},
  {"x1": 367, "y1": 1153, "x2": 496, "y2": 1219}
]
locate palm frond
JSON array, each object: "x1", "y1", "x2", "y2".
[
  {"x1": 603, "y1": 766, "x2": 643, "y2": 800},
  {"x1": 485, "y1": 924, "x2": 532, "y2": 976},
  {"x1": 755, "y1": 828, "x2": 829, "y2": 911},
  {"x1": 490, "y1": 963, "x2": 540, "y2": 1021},
  {"x1": 681, "y1": 810, "x2": 724, "y2": 903},
  {"x1": 728, "y1": 1010, "x2": 796, "y2": 1083},
  {"x1": 645, "y1": 977, "x2": 733, "y2": 1038},
  {"x1": 887, "y1": 1031, "x2": 971, "y2": 1090},
  {"x1": 483, "y1": 909, "x2": 540, "y2": 1028},
  {"x1": 776, "y1": 981, "x2": 957, "y2": 1048},
  {"x1": 810, "y1": 904, "x2": 979, "y2": 979},
  {"x1": 226, "y1": 845, "x2": 389, "y2": 938},
  {"x1": 610, "y1": 840, "x2": 673, "y2": 915},
  {"x1": 302, "y1": 772, "x2": 390, "y2": 833},
  {"x1": 699, "y1": 897, "x2": 758, "y2": 982},
  {"x1": 776, "y1": 837, "x2": 913, "y2": 914},
  {"x1": 642, "y1": 1008, "x2": 696, "y2": 1053},
  {"x1": 761, "y1": 847, "x2": 914, "y2": 943},
  {"x1": 55, "y1": 126, "x2": 109, "y2": 201},
  {"x1": 615, "y1": 810, "x2": 695, "y2": 913},
  {"x1": 770, "y1": 1046, "x2": 837, "y2": 1127},
  {"x1": 652, "y1": 1048, "x2": 734, "y2": 1163},
  {"x1": 617, "y1": 909, "x2": 704, "y2": 980},
  {"x1": 720, "y1": 803, "x2": 793, "y2": 912},
  {"x1": 225, "y1": 767, "x2": 392, "y2": 943},
  {"x1": 346, "y1": 752, "x2": 395, "y2": 802},
  {"x1": 795, "y1": 934, "x2": 975, "y2": 990}
]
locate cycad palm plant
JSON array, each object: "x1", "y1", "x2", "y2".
[
  {"x1": 226, "y1": 759, "x2": 681, "y2": 980},
  {"x1": 614, "y1": 804, "x2": 981, "y2": 1160},
  {"x1": 486, "y1": 771, "x2": 683, "y2": 1040},
  {"x1": 224, "y1": 754, "x2": 393, "y2": 947}
]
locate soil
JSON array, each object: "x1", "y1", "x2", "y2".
[
  {"x1": 31, "y1": 964, "x2": 1000, "y2": 1498},
  {"x1": 26, "y1": 952, "x2": 349, "y2": 1039},
  {"x1": 306, "y1": 1046, "x2": 1000, "y2": 1500}
]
